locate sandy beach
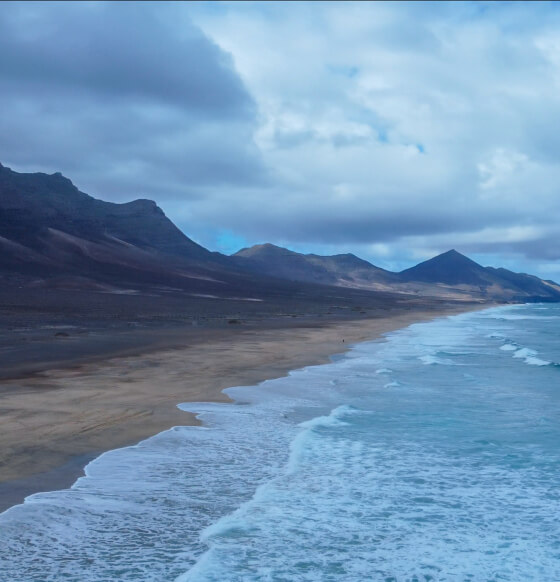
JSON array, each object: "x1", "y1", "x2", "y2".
[{"x1": 0, "y1": 303, "x2": 481, "y2": 512}]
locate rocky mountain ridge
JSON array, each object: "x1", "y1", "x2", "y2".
[
  {"x1": 234, "y1": 245, "x2": 560, "y2": 302},
  {"x1": 1, "y1": 162, "x2": 558, "y2": 303}
]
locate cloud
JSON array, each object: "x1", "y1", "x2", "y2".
[
  {"x1": 2, "y1": 1, "x2": 560, "y2": 279},
  {"x1": 182, "y1": 1, "x2": 560, "y2": 274},
  {"x1": 0, "y1": 1, "x2": 265, "y2": 200}
]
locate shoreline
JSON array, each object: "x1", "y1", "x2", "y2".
[{"x1": 0, "y1": 303, "x2": 486, "y2": 513}]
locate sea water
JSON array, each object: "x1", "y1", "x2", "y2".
[{"x1": 1, "y1": 303, "x2": 560, "y2": 581}]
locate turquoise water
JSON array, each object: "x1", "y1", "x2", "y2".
[{"x1": 1, "y1": 304, "x2": 560, "y2": 581}]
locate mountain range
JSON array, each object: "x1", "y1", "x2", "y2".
[
  {"x1": 1, "y1": 162, "x2": 559, "y2": 304},
  {"x1": 0, "y1": 162, "x2": 283, "y2": 299},
  {"x1": 234, "y1": 244, "x2": 560, "y2": 302}
]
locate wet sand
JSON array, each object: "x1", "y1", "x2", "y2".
[{"x1": 0, "y1": 304, "x2": 481, "y2": 512}]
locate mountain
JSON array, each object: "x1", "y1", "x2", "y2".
[
  {"x1": 1, "y1": 162, "x2": 558, "y2": 304},
  {"x1": 233, "y1": 243, "x2": 397, "y2": 290},
  {"x1": 399, "y1": 249, "x2": 489, "y2": 286},
  {"x1": 0, "y1": 163, "x2": 407, "y2": 310},
  {"x1": 234, "y1": 244, "x2": 560, "y2": 302},
  {"x1": 399, "y1": 249, "x2": 560, "y2": 301},
  {"x1": 0, "y1": 163, "x2": 259, "y2": 296},
  {"x1": 0, "y1": 162, "x2": 209, "y2": 258}
]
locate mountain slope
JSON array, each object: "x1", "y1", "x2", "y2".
[
  {"x1": 233, "y1": 243, "x2": 397, "y2": 289},
  {"x1": 399, "y1": 249, "x2": 490, "y2": 286},
  {"x1": 0, "y1": 163, "x2": 405, "y2": 306},
  {"x1": 0, "y1": 163, "x2": 261, "y2": 295},
  {"x1": 234, "y1": 244, "x2": 560, "y2": 302},
  {"x1": 398, "y1": 249, "x2": 560, "y2": 301},
  {"x1": 2, "y1": 162, "x2": 558, "y2": 303},
  {"x1": 0, "y1": 162, "x2": 209, "y2": 260}
]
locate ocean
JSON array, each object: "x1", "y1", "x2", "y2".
[{"x1": 1, "y1": 303, "x2": 560, "y2": 581}]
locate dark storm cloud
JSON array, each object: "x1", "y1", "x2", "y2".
[
  {"x1": 206, "y1": 186, "x2": 528, "y2": 247},
  {"x1": 0, "y1": 2, "x2": 252, "y2": 118},
  {"x1": 0, "y1": 1, "x2": 265, "y2": 199},
  {"x1": 456, "y1": 234, "x2": 560, "y2": 262}
]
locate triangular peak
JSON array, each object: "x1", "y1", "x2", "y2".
[
  {"x1": 399, "y1": 248, "x2": 486, "y2": 285},
  {"x1": 431, "y1": 249, "x2": 470, "y2": 260},
  {"x1": 413, "y1": 249, "x2": 482, "y2": 267}
]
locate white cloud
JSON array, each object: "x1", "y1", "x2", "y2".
[
  {"x1": 2, "y1": 1, "x2": 560, "y2": 278},
  {"x1": 478, "y1": 148, "x2": 529, "y2": 191},
  {"x1": 183, "y1": 1, "x2": 560, "y2": 276}
]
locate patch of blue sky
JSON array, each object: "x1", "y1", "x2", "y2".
[{"x1": 215, "y1": 230, "x2": 250, "y2": 255}]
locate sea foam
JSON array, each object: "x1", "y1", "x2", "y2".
[{"x1": 3, "y1": 304, "x2": 560, "y2": 581}]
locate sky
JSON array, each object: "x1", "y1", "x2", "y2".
[{"x1": 1, "y1": 1, "x2": 560, "y2": 278}]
